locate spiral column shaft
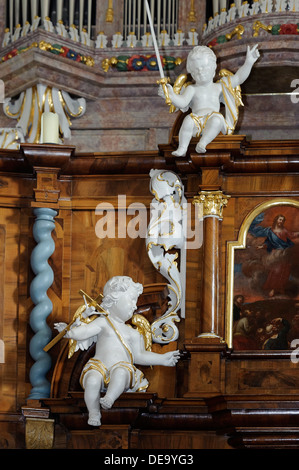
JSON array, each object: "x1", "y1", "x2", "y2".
[{"x1": 28, "y1": 207, "x2": 57, "y2": 399}]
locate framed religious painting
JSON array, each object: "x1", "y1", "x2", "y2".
[{"x1": 226, "y1": 199, "x2": 299, "y2": 351}]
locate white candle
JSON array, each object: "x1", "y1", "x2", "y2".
[
  {"x1": 157, "y1": 0, "x2": 161, "y2": 36},
  {"x1": 57, "y1": 0, "x2": 63, "y2": 22},
  {"x1": 22, "y1": 0, "x2": 28, "y2": 26},
  {"x1": 41, "y1": 0, "x2": 50, "y2": 20},
  {"x1": 9, "y1": 0, "x2": 13, "y2": 34},
  {"x1": 41, "y1": 112, "x2": 60, "y2": 144},
  {"x1": 220, "y1": 0, "x2": 227, "y2": 9},
  {"x1": 87, "y1": 0, "x2": 92, "y2": 37},
  {"x1": 79, "y1": 0, "x2": 84, "y2": 32},
  {"x1": 69, "y1": 0, "x2": 75, "y2": 26},
  {"x1": 30, "y1": 0, "x2": 38, "y2": 23},
  {"x1": 128, "y1": 0, "x2": 132, "y2": 34},
  {"x1": 15, "y1": 0, "x2": 20, "y2": 26},
  {"x1": 213, "y1": 0, "x2": 219, "y2": 14},
  {"x1": 143, "y1": 0, "x2": 147, "y2": 33},
  {"x1": 145, "y1": 0, "x2": 164, "y2": 78},
  {"x1": 132, "y1": 0, "x2": 136, "y2": 34}
]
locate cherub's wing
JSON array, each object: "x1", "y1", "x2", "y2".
[
  {"x1": 218, "y1": 68, "x2": 244, "y2": 134},
  {"x1": 67, "y1": 305, "x2": 98, "y2": 359},
  {"x1": 68, "y1": 336, "x2": 98, "y2": 359},
  {"x1": 170, "y1": 74, "x2": 193, "y2": 113},
  {"x1": 131, "y1": 314, "x2": 152, "y2": 351},
  {"x1": 219, "y1": 68, "x2": 244, "y2": 107}
]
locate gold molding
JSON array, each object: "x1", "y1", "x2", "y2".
[
  {"x1": 193, "y1": 190, "x2": 230, "y2": 218},
  {"x1": 188, "y1": 0, "x2": 197, "y2": 22},
  {"x1": 225, "y1": 198, "x2": 299, "y2": 349},
  {"x1": 225, "y1": 24, "x2": 245, "y2": 41},
  {"x1": 253, "y1": 20, "x2": 272, "y2": 37},
  {"x1": 106, "y1": 0, "x2": 114, "y2": 22}
]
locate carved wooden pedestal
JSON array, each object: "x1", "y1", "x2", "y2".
[{"x1": 22, "y1": 401, "x2": 54, "y2": 449}]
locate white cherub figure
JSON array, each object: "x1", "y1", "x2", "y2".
[
  {"x1": 160, "y1": 44, "x2": 259, "y2": 156},
  {"x1": 54, "y1": 276, "x2": 180, "y2": 426}
]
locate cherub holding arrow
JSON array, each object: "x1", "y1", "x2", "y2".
[{"x1": 54, "y1": 276, "x2": 180, "y2": 426}]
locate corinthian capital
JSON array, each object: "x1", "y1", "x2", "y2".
[{"x1": 193, "y1": 190, "x2": 230, "y2": 218}]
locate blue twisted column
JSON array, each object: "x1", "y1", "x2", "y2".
[{"x1": 28, "y1": 207, "x2": 57, "y2": 399}]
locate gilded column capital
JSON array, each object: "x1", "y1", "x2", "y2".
[{"x1": 193, "y1": 190, "x2": 230, "y2": 218}]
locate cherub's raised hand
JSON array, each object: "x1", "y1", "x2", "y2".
[{"x1": 246, "y1": 44, "x2": 260, "y2": 64}]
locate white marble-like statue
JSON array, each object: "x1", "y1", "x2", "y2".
[
  {"x1": 112, "y1": 32, "x2": 123, "y2": 48},
  {"x1": 95, "y1": 32, "x2": 108, "y2": 48},
  {"x1": 43, "y1": 17, "x2": 55, "y2": 33},
  {"x1": 227, "y1": 3, "x2": 237, "y2": 21},
  {"x1": 54, "y1": 276, "x2": 180, "y2": 426},
  {"x1": 21, "y1": 21, "x2": 31, "y2": 37},
  {"x1": 160, "y1": 44, "x2": 259, "y2": 156},
  {"x1": 2, "y1": 28, "x2": 11, "y2": 47},
  {"x1": 69, "y1": 24, "x2": 80, "y2": 42},
  {"x1": 12, "y1": 24, "x2": 22, "y2": 42},
  {"x1": 260, "y1": 0, "x2": 273, "y2": 12},
  {"x1": 56, "y1": 20, "x2": 69, "y2": 38},
  {"x1": 250, "y1": 0, "x2": 261, "y2": 15}
]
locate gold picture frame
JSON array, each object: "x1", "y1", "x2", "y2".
[{"x1": 226, "y1": 198, "x2": 299, "y2": 349}]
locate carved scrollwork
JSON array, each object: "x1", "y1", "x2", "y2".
[{"x1": 146, "y1": 169, "x2": 187, "y2": 344}]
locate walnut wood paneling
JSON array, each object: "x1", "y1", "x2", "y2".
[
  {"x1": 2, "y1": 140, "x2": 299, "y2": 448},
  {"x1": 0, "y1": 207, "x2": 22, "y2": 413}
]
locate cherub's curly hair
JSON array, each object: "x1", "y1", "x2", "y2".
[
  {"x1": 186, "y1": 46, "x2": 217, "y2": 75},
  {"x1": 100, "y1": 276, "x2": 143, "y2": 312}
]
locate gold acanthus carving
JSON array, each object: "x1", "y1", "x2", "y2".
[
  {"x1": 193, "y1": 190, "x2": 230, "y2": 218},
  {"x1": 25, "y1": 418, "x2": 55, "y2": 449}
]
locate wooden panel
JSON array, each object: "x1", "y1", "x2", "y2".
[
  {"x1": 69, "y1": 209, "x2": 165, "y2": 316},
  {"x1": 226, "y1": 359, "x2": 299, "y2": 395},
  {"x1": 0, "y1": 207, "x2": 21, "y2": 412},
  {"x1": 68, "y1": 425, "x2": 130, "y2": 449},
  {"x1": 134, "y1": 430, "x2": 232, "y2": 449}
]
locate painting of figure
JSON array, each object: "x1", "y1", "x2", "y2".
[{"x1": 231, "y1": 204, "x2": 299, "y2": 351}]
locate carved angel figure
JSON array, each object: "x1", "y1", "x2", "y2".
[
  {"x1": 159, "y1": 44, "x2": 259, "y2": 156},
  {"x1": 54, "y1": 276, "x2": 180, "y2": 426}
]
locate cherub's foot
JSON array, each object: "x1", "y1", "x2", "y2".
[
  {"x1": 172, "y1": 148, "x2": 187, "y2": 157},
  {"x1": 100, "y1": 395, "x2": 114, "y2": 410},
  {"x1": 88, "y1": 412, "x2": 101, "y2": 426},
  {"x1": 195, "y1": 142, "x2": 206, "y2": 154}
]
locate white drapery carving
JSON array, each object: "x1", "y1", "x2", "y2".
[{"x1": 3, "y1": 84, "x2": 86, "y2": 144}]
